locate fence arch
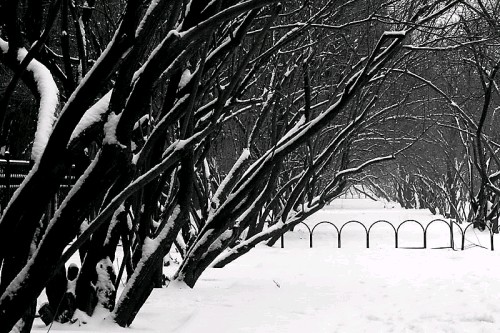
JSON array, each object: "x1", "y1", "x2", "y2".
[
  {"x1": 281, "y1": 221, "x2": 312, "y2": 248},
  {"x1": 424, "y1": 219, "x2": 454, "y2": 249},
  {"x1": 298, "y1": 222, "x2": 312, "y2": 248},
  {"x1": 367, "y1": 220, "x2": 397, "y2": 248},
  {"x1": 339, "y1": 220, "x2": 369, "y2": 248},
  {"x1": 396, "y1": 220, "x2": 425, "y2": 248},
  {"x1": 462, "y1": 223, "x2": 494, "y2": 251},
  {"x1": 311, "y1": 221, "x2": 340, "y2": 248}
]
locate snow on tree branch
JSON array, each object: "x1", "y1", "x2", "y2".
[
  {"x1": 103, "y1": 111, "x2": 125, "y2": 148},
  {"x1": 13, "y1": 46, "x2": 60, "y2": 162},
  {"x1": 0, "y1": 38, "x2": 8, "y2": 54},
  {"x1": 0, "y1": 38, "x2": 60, "y2": 162},
  {"x1": 69, "y1": 90, "x2": 112, "y2": 144},
  {"x1": 211, "y1": 148, "x2": 251, "y2": 209}
]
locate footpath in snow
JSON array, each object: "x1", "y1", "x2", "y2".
[{"x1": 33, "y1": 199, "x2": 500, "y2": 333}]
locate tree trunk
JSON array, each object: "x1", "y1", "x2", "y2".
[
  {"x1": 11, "y1": 301, "x2": 36, "y2": 333},
  {"x1": 0, "y1": 145, "x2": 128, "y2": 332},
  {"x1": 113, "y1": 151, "x2": 194, "y2": 326},
  {"x1": 76, "y1": 178, "x2": 131, "y2": 315},
  {"x1": 215, "y1": 207, "x2": 322, "y2": 268},
  {"x1": 112, "y1": 209, "x2": 187, "y2": 327}
]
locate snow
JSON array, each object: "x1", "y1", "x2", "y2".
[
  {"x1": 103, "y1": 111, "x2": 125, "y2": 147},
  {"x1": 94, "y1": 258, "x2": 116, "y2": 311},
  {"x1": 211, "y1": 148, "x2": 250, "y2": 208},
  {"x1": 0, "y1": 41, "x2": 59, "y2": 162},
  {"x1": 104, "y1": 204, "x2": 125, "y2": 246},
  {"x1": 383, "y1": 30, "x2": 407, "y2": 37},
  {"x1": 178, "y1": 69, "x2": 192, "y2": 90},
  {"x1": 15, "y1": 47, "x2": 59, "y2": 162},
  {"x1": 0, "y1": 38, "x2": 8, "y2": 53},
  {"x1": 133, "y1": 114, "x2": 150, "y2": 131},
  {"x1": 32, "y1": 199, "x2": 500, "y2": 332},
  {"x1": 133, "y1": 29, "x2": 182, "y2": 83},
  {"x1": 70, "y1": 91, "x2": 112, "y2": 143},
  {"x1": 135, "y1": 0, "x2": 161, "y2": 38},
  {"x1": 275, "y1": 114, "x2": 306, "y2": 147}
]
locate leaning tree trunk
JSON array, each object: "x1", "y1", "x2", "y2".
[
  {"x1": 215, "y1": 205, "x2": 323, "y2": 268},
  {"x1": 112, "y1": 151, "x2": 194, "y2": 327},
  {"x1": 0, "y1": 144, "x2": 129, "y2": 332},
  {"x1": 75, "y1": 172, "x2": 133, "y2": 315}
]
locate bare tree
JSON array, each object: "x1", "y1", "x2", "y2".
[{"x1": 0, "y1": 0, "x2": 463, "y2": 332}]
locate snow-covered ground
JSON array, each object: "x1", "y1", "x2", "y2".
[{"x1": 33, "y1": 199, "x2": 500, "y2": 332}]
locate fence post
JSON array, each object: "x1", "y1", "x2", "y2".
[
  {"x1": 5, "y1": 151, "x2": 11, "y2": 203},
  {"x1": 69, "y1": 164, "x2": 75, "y2": 188},
  {"x1": 450, "y1": 219, "x2": 454, "y2": 249}
]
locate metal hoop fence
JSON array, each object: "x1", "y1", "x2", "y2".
[{"x1": 280, "y1": 219, "x2": 496, "y2": 251}]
